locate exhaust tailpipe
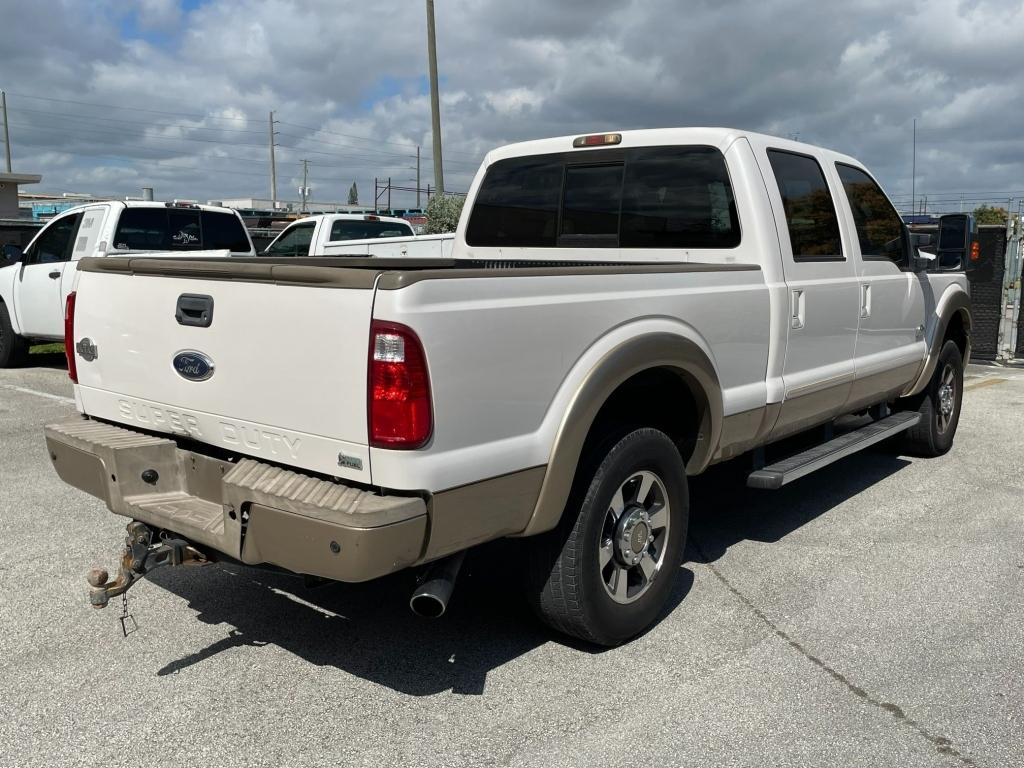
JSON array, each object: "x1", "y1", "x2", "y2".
[{"x1": 409, "y1": 550, "x2": 466, "y2": 618}]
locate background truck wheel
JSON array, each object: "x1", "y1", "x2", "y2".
[
  {"x1": 527, "y1": 427, "x2": 688, "y2": 647},
  {"x1": 0, "y1": 302, "x2": 29, "y2": 368},
  {"x1": 898, "y1": 339, "x2": 963, "y2": 457}
]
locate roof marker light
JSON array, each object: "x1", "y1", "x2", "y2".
[{"x1": 573, "y1": 133, "x2": 622, "y2": 148}]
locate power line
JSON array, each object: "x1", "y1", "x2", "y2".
[
  {"x1": 7, "y1": 120, "x2": 434, "y2": 168},
  {"x1": 13, "y1": 106, "x2": 269, "y2": 135},
  {"x1": 5, "y1": 92, "x2": 255, "y2": 121},
  {"x1": 8, "y1": 92, "x2": 485, "y2": 161}
]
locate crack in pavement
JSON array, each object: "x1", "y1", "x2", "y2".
[{"x1": 691, "y1": 537, "x2": 978, "y2": 767}]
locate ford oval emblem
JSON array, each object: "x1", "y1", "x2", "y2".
[{"x1": 172, "y1": 350, "x2": 215, "y2": 382}]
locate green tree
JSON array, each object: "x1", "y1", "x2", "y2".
[
  {"x1": 426, "y1": 194, "x2": 465, "y2": 234},
  {"x1": 973, "y1": 205, "x2": 1008, "y2": 225},
  {"x1": 348, "y1": 182, "x2": 359, "y2": 205}
]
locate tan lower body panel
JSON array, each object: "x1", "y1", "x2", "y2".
[
  {"x1": 846, "y1": 362, "x2": 921, "y2": 411},
  {"x1": 427, "y1": 466, "x2": 546, "y2": 558}
]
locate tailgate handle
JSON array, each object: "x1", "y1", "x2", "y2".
[{"x1": 175, "y1": 294, "x2": 214, "y2": 328}]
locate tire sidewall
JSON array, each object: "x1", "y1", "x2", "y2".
[
  {"x1": 928, "y1": 340, "x2": 963, "y2": 454},
  {"x1": 0, "y1": 302, "x2": 21, "y2": 367},
  {"x1": 576, "y1": 429, "x2": 688, "y2": 645}
]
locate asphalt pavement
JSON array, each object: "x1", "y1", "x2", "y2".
[{"x1": 1, "y1": 354, "x2": 1022, "y2": 768}]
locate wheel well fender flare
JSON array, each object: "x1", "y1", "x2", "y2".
[
  {"x1": 906, "y1": 287, "x2": 971, "y2": 396},
  {"x1": 518, "y1": 331, "x2": 722, "y2": 537}
]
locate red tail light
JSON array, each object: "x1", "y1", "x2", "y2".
[
  {"x1": 64, "y1": 291, "x2": 77, "y2": 383},
  {"x1": 970, "y1": 240, "x2": 981, "y2": 262},
  {"x1": 368, "y1": 320, "x2": 432, "y2": 448}
]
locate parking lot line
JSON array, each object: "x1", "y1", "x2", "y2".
[{"x1": 0, "y1": 383, "x2": 75, "y2": 405}]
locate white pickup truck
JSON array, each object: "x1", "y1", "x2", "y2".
[
  {"x1": 0, "y1": 201, "x2": 254, "y2": 366},
  {"x1": 264, "y1": 212, "x2": 454, "y2": 258},
  {"x1": 47, "y1": 128, "x2": 972, "y2": 646}
]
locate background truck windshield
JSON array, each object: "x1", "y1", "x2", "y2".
[{"x1": 113, "y1": 209, "x2": 250, "y2": 252}]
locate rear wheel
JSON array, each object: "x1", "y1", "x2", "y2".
[
  {"x1": 527, "y1": 428, "x2": 688, "y2": 646},
  {"x1": 898, "y1": 339, "x2": 963, "y2": 457},
  {"x1": 0, "y1": 301, "x2": 28, "y2": 368}
]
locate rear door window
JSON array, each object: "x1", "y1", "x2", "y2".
[
  {"x1": 767, "y1": 150, "x2": 843, "y2": 261},
  {"x1": 466, "y1": 146, "x2": 740, "y2": 249}
]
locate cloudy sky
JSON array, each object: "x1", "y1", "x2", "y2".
[{"x1": 2, "y1": 0, "x2": 1023, "y2": 213}]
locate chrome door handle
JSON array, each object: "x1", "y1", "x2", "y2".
[
  {"x1": 860, "y1": 284, "x2": 871, "y2": 318},
  {"x1": 48, "y1": 270, "x2": 61, "y2": 279},
  {"x1": 791, "y1": 289, "x2": 805, "y2": 330}
]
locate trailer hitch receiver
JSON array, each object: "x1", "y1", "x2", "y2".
[{"x1": 87, "y1": 521, "x2": 211, "y2": 609}]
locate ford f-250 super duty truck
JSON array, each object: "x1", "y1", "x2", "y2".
[
  {"x1": 0, "y1": 200, "x2": 254, "y2": 367},
  {"x1": 46, "y1": 128, "x2": 971, "y2": 646}
]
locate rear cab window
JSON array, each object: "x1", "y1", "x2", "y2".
[
  {"x1": 113, "y1": 208, "x2": 250, "y2": 253},
  {"x1": 466, "y1": 145, "x2": 740, "y2": 249},
  {"x1": 329, "y1": 219, "x2": 414, "y2": 241}
]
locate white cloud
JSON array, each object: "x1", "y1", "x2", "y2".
[{"x1": 3, "y1": 0, "x2": 1023, "y2": 210}]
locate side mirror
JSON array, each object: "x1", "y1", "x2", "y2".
[
  {"x1": 910, "y1": 233, "x2": 933, "y2": 248},
  {"x1": 936, "y1": 213, "x2": 978, "y2": 273},
  {"x1": 1, "y1": 243, "x2": 24, "y2": 264}
]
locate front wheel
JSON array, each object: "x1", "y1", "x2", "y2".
[
  {"x1": 527, "y1": 428, "x2": 688, "y2": 646},
  {"x1": 898, "y1": 339, "x2": 963, "y2": 457},
  {"x1": 0, "y1": 301, "x2": 29, "y2": 368}
]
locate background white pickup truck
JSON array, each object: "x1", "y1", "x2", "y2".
[
  {"x1": 48, "y1": 128, "x2": 972, "y2": 646},
  {"x1": 0, "y1": 200, "x2": 254, "y2": 366},
  {"x1": 264, "y1": 212, "x2": 454, "y2": 259}
]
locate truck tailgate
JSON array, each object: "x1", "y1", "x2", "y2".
[{"x1": 71, "y1": 258, "x2": 375, "y2": 482}]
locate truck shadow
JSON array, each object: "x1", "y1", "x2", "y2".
[
  {"x1": 686, "y1": 448, "x2": 911, "y2": 564},
  {"x1": 23, "y1": 352, "x2": 68, "y2": 370},
  {"x1": 147, "y1": 447, "x2": 910, "y2": 696}
]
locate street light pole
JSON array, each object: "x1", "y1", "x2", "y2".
[
  {"x1": 911, "y1": 118, "x2": 916, "y2": 216},
  {"x1": 301, "y1": 159, "x2": 309, "y2": 212},
  {"x1": 426, "y1": 0, "x2": 444, "y2": 196},
  {"x1": 269, "y1": 110, "x2": 278, "y2": 207},
  {"x1": 2, "y1": 91, "x2": 12, "y2": 172}
]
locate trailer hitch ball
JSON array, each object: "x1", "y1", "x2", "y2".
[{"x1": 87, "y1": 522, "x2": 212, "y2": 610}]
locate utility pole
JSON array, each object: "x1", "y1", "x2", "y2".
[
  {"x1": 2, "y1": 90, "x2": 12, "y2": 172},
  {"x1": 911, "y1": 118, "x2": 916, "y2": 218},
  {"x1": 268, "y1": 111, "x2": 278, "y2": 207},
  {"x1": 301, "y1": 159, "x2": 309, "y2": 212},
  {"x1": 426, "y1": 0, "x2": 444, "y2": 195},
  {"x1": 416, "y1": 145, "x2": 421, "y2": 209}
]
